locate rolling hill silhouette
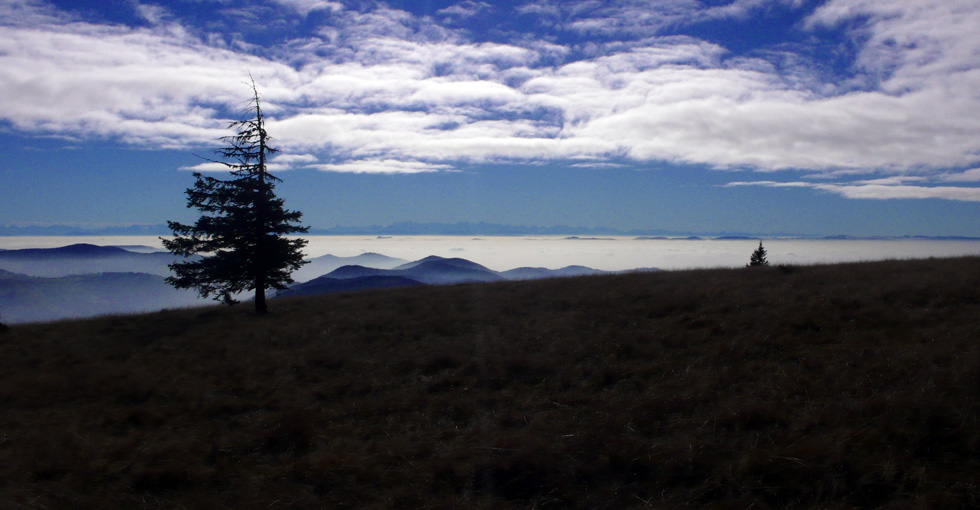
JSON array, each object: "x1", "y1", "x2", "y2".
[
  {"x1": 0, "y1": 269, "x2": 205, "y2": 323},
  {"x1": 323, "y1": 256, "x2": 503, "y2": 285},
  {"x1": 282, "y1": 256, "x2": 504, "y2": 296},
  {"x1": 0, "y1": 246, "x2": 635, "y2": 321},
  {"x1": 0, "y1": 243, "x2": 197, "y2": 278},
  {"x1": 501, "y1": 265, "x2": 607, "y2": 280},
  {"x1": 280, "y1": 256, "x2": 625, "y2": 297},
  {"x1": 291, "y1": 252, "x2": 407, "y2": 283}
]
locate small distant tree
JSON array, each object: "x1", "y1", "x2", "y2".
[
  {"x1": 162, "y1": 80, "x2": 308, "y2": 314},
  {"x1": 747, "y1": 240, "x2": 769, "y2": 267}
]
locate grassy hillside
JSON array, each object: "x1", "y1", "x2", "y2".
[{"x1": 1, "y1": 257, "x2": 979, "y2": 509}]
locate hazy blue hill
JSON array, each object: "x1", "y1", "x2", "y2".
[
  {"x1": 0, "y1": 243, "x2": 197, "y2": 278},
  {"x1": 392, "y1": 255, "x2": 490, "y2": 272},
  {"x1": 552, "y1": 265, "x2": 608, "y2": 277},
  {"x1": 500, "y1": 265, "x2": 608, "y2": 280},
  {"x1": 282, "y1": 255, "x2": 614, "y2": 298},
  {"x1": 289, "y1": 256, "x2": 504, "y2": 297},
  {"x1": 0, "y1": 271, "x2": 205, "y2": 324},
  {"x1": 499, "y1": 267, "x2": 557, "y2": 280},
  {"x1": 0, "y1": 268, "x2": 31, "y2": 281},
  {"x1": 324, "y1": 265, "x2": 389, "y2": 279},
  {"x1": 292, "y1": 252, "x2": 407, "y2": 283},
  {"x1": 0, "y1": 247, "x2": 638, "y2": 320},
  {"x1": 322, "y1": 256, "x2": 609, "y2": 286},
  {"x1": 348, "y1": 252, "x2": 409, "y2": 267},
  {"x1": 0, "y1": 243, "x2": 131, "y2": 258},
  {"x1": 399, "y1": 259, "x2": 503, "y2": 285},
  {"x1": 277, "y1": 275, "x2": 424, "y2": 298},
  {"x1": 323, "y1": 258, "x2": 503, "y2": 285}
]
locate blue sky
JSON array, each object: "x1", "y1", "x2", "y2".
[{"x1": 2, "y1": 0, "x2": 979, "y2": 236}]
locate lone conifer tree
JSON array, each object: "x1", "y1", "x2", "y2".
[
  {"x1": 747, "y1": 240, "x2": 769, "y2": 267},
  {"x1": 163, "y1": 81, "x2": 308, "y2": 314}
]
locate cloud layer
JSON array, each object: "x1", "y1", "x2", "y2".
[
  {"x1": 724, "y1": 180, "x2": 980, "y2": 202},
  {"x1": 1, "y1": 0, "x2": 979, "y2": 192}
]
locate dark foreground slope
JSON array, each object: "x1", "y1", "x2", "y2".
[{"x1": 1, "y1": 257, "x2": 980, "y2": 509}]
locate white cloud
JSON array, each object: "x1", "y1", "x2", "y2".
[
  {"x1": 830, "y1": 185, "x2": 980, "y2": 202},
  {"x1": 0, "y1": 0, "x2": 978, "y2": 190},
  {"x1": 0, "y1": 0, "x2": 66, "y2": 26},
  {"x1": 520, "y1": 0, "x2": 788, "y2": 37},
  {"x1": 333, "y1": 5, "x2": 456, "y2": 45},
  {"x1": 270, "y1": 0, "x2": 343, "y2": 16},
  {"x1": 266, "y1": 153, "x2": 319, "y2": 171},
  {"x1": 437, "y1": 1, "x2": 491, "y2": 19},
  {"x1": 725, "y1": 180, "x2": 980, "y2": 202},
  {"x1": 516, "y1": 1, "x2": 560, "y2": 19},
  {"x1": 131, "y1": 1, "x2": 170, "y2": 25},
  {"x1": 806, "y1": 0, "x2": 980, "y2": 92},
  {"x1": 0, "y1": 11, "x2": 295, "y2": 146},
  {"x1": 270, "y1": 153, "x2": 319, "y2": 164},
  {"x1": 310, "y1": 159, "x2": 454, "y2": 174},
  {"x1": 179, "y1": 162, "x2": 228, "y2": 172},
  {"x1": 407, "y1": 79, "x2": 524, "y2": 106},
  {"x1": 570, "y1": 161, "x2": 628, "y2": 168},
  {"x1": 180, "y1": 153, "x2": 319, "y2": 173},
  {"x1": 853, "y1": 176, "x2": 928, "y2": 186},
  {"x1": 940, "y1": 168, "x2": 980, "y2": 182},
  {"x1": 582, "y1": 86, "x2": 980, "y2": 171}
]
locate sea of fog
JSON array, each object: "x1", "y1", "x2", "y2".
[{"x1": 2, "y1": 236, "x2": 979, "y2": 272}]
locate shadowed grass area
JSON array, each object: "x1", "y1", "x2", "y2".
[{"x1": 1, "y1": 257, "x2": 979, "y2": 509}]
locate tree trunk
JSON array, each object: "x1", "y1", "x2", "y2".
[
  {"x1": 253, "y1": 82, "x2": 269, "y2": 316},
  {"x1": 254, "y1": 282, "x2": 268, "y2": 315}
]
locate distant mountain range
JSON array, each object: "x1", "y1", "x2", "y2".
[
  {"x1": 0, "y1": 244, "x2": 214, "y2": 323},
  {"x1": 4, "y1": 222, "x2": 979, "y2": 239},
  {"x1": 4, "y1": 233, "x2": 977, "y2": 324},
  {"x1": 0, "y1": 269, "x2": 205, "y2": 324},
  {"x1": 0, "y1": 224, "x2": 173, "y2": 236},
  {"x1": 291, "y1": 252, "x2": 407, "y2": 283},
  {"x1": 0, "y1": 244, "x2": 642, "y2": 324},
  {"x1": 0, "y1": 243, "x2": 197, "y2": 278},
  {"x1": 500, "y1": 265, "x2": 608, "y2": 280},
  {"x1": 309, "y1": 222, "x2": 652, "y2": 236},
  {"x1": 277, "y1": 255, "x2": 655, "y2": 299},
  {"x1": 1, "y1": 221, "x2": 652, "y2": 236}
]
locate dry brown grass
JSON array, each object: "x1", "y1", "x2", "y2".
[{"x1": 1, "y1": 257, "x2": 980, "y2": 509}]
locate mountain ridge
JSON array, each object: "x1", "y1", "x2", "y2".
[
  {"x1": 281, "y1": 255, "x2": 651, "y2": 298},
  {"x1": 0, "y1": 246, "x2": 627, "y2": 322},
  {"x1": 0, "y1": 270, "x2": 206, "y2": 323},
  {"x1": 0, "y1": 243, "x2": 198, "y2": 278}
]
